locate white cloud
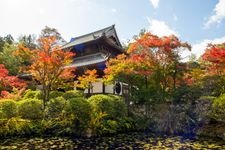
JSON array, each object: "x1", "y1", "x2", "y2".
[
  {"x1": 149, "y1": 0, "x2": 160, "y2": 9},
  {"x1": 204, "y1": 0, "x2": 225, "y2": 28},
  {"x1": 0, "y1": 0, "x2": 119, "y2": 41},
  {"x1": 147, "y1": 18, "x2": 179, "y2": 37},
  {"x1": 191, "y1": 36, "x2": 225, "y2": 58}
]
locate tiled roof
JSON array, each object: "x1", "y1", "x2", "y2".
[
  {"x1": 65, "y1": 52, "x2": 108, "y2": 68},
  {"x1": 62, "y1": 25, "x2": 122, "y2": 49}
]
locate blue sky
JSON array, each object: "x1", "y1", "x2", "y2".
[{"x1": 0, "y1": 0, "x2": 225, "y2": 58}]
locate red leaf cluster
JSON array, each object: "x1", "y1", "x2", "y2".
[
  {"x1": 202, "y1": 43, "x2": 225, "y2": 75},
  {"x1": 0, "y1": 64, "x2": 26, "y2": 97},
  {"x1": 105, "y1": 32, "x2": 191, "y2": 85}
]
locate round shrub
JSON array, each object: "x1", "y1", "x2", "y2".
[
  {"x1": 211, "y1": 94, "x2": 225, "y2": 122},
  {"x1": 0, "y1": 117, "x2": 34, "y2": 137},
  {"x1": 46, "y1": 97, "x2": 66, "y2": 118},
  {"x1": 62, "y1": 90, "x2": 84, "y2": 100},
  {"x1": 64, "y1": 97, "x2": 91, "y2": 130},
  {"x1": 0, "y1": 99, "x2": 17, "y2": 119},
  {"x1": 87, "y1": 95, "x2": 129, "y2": 135},
  {"x1": 88, "y1": 94, "x2": 114, "y2": 118},
  {"x1": 108, "y1": 95, "x2": 127, "y2": 118},
  {"x1": 88, "y1": 94, "x2": 127, "y2": 119},
  {"x1": 23, "y1": 89, "x2": 42, "y2": 99},
  {"x1": 18, "y1": 99, "x2": 43, "y2": 120},
  {"x1": 49, "y1": 91, "x2": 64, "y2": 99}
]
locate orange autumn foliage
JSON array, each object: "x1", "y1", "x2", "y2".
[
  {"x1": 28, "y1": 36, "x2": 75, "y2": 83},
  {"x1": 105, "y1": 32, "x2": 191, "y2": 88},
  {"x1": 76, "y1": 69, "x2": 98, "y2": 89},
  {"x1": 16, "y1": 36, "x2": 75, "y2": 106}
]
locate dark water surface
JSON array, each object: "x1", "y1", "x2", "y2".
[{"x1": 0, "y1": 133, "x2": 225, "y2": 149}]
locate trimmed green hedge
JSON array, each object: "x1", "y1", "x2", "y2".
[
  {"x1": 108, "y1": 95, "x2": 127, "y2": 118},
  {"x1": 0, "y1": 91, "x2": 131, "y2": 137},
  {"x1": 0, "y1": 99, "x2": 17, "y2": 119},
  {"x1": 87, "y1": 94, "x2": 132, "y2": 135},
  {"x1": 88, "y1": 94, "x2": 127, "y2": 119},
  {"x1": 18, "y1": 99, "x2": 43, "y2": 120},
  {"x1": 23, "y1": 90, "x2": 42, "y2": 100},
  {"x1": 46, "y1": 97, "x2": 66, "y2": 118},
  {"x1": 49, "y1": 91, "x2": 64, "y2": 99},
  {"x1": 88, "y1": 94, "x2": 114, "y2": 118},
  {"x1": 63, "y1": 90, "x2": 84, "y2": 100},
  {"x1": 64, "y1": 97, "x2": 92, "y2": 132},
  {"x1": 0, "y1": 117, "x2": 34, "y2": 137}
]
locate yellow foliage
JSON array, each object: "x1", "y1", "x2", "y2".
[{"x1": 76, "y1": 69, "x2": 98, "y2": 89}]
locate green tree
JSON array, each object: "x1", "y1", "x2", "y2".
[
  {"x1": 39, "y1": 26, "x2": 66, "y2": 46},
  {"x1": 18, "y1": 34, "x2": 37, "y2": 50},
  {"x1": 0, "y1": 43, "x2": 21, "y2": 75},
  {"x1": 0, "y1": 34, "x2": 14, "y2": 52}
]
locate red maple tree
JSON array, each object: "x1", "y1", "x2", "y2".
[
  {"x1": 0, "y1": 64, "x2": 26, "y2": 97},
  {"x1": 202, "y1": 43, "x2": 225, "y2": 75},
  {"x1": 105, "y1": 32, "x2": 191, "y2": 90}
]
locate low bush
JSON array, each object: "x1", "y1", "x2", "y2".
[
  {"x1": 49, "y1": 91, "x2": 64, "y2": 99},
  {"x1": 64, "y1": 97, "x2": 92, "y2": 133},
  {"x1": 0, "y1": 99, "x2": 17, "y2": 119},
  {"x1": 201, "y1": 76, "x2": 225, "y2": 97},
  {"x1": 88, "y1": 111, "x2": 107, "y2": 135},
  {"x1": 88, "y1": 94, "x2": 127, "y2": 119},
  {"x1": 211, "y1": 94, "x2": 225, "y2": 122},
  {"x1": 103, "y1": 120, "x2": 118, "y2": 134},
  {"x1": 0, "y1": 117, "x2": 34, "y2": 137},
  {"x1": 46, "y1": 97, "x2": 66, "y2": 118},
  {"x1": 18, "y1": 99, "x2": 43, "y2": 120},
  {"x1": 172, "y1": 85, "x2": 202, "y2": 103},
  {"x1": 88, "y1": 94, "x2": 114, "y2": 119},
  {"x1": 108, "y1": 95, "x2": 127, "y2": 118},
  {"x1": 88, "y1": 94, "x2": 130, "y2": 135},
  {"x1": 62, "y1": 90, "x2": 84, "y2": 100},
  {"x1": 23, "y1": 89, "x2": 42, "y2": 100},
  {"x1": 0, "y1": 93, "x2": 133, "y2": 137},
  {"x1": 117, "y1": 117, "x2": 135, "y2": 131}
]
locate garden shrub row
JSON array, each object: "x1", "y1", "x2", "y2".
[{"x1": 0, "y1": 90, "x2": 134, "y2": 138}]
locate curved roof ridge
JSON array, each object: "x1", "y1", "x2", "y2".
[
  {"x1": 62, "y1": 25, "x2": 120, "y2": 49},
  {"x1": 73, "y1": 24, "x2": 115, "y2": 40}
]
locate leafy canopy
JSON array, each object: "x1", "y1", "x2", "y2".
[
  {"x1": 16, "y1": 36, "x2": 75, "y2": 107},
  {"x1": 0, "y1": 64, "x2": 26, "y2": 97},
  {"x1": 202, "y1": 43, "x2": 225, "y2": 76}
]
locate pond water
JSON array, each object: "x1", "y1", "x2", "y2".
[{"x1": 0, "y1": 133, "x2": 225, "y2": 149}]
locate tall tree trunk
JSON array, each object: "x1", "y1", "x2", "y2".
[
  {"x1": 42, "y1": 85, "x2": 50, "y2": 110},
  {"x1": 42, "y1": 86, "x2": 47, "y2": 110}
]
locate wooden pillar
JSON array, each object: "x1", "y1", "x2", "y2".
[{"x1": 102, "y1": 82, "x2": 105, "y2": 94}]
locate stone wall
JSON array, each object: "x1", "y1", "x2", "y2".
[{"x1": 130, "y1": 97, "x2": 224, "y2": 138}]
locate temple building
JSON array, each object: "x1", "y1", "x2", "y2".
[
  {"x1": 62, "y1": 25, "x2": 128, "y2": 95},
  {"x1": 62, "y1": 25, "x2": 123, "y2": 77},
  {"x1": 19, "y1": 25, "x2": 128, "y2": 95}
]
